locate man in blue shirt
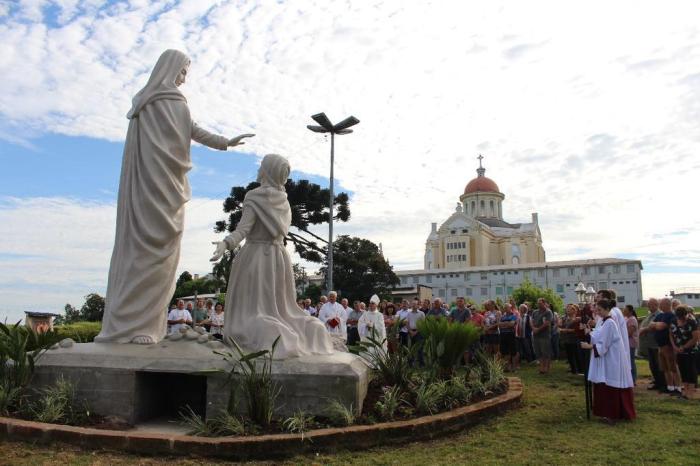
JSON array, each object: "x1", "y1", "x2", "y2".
[{"x1": 649, "y1": 298, "x2": 681, "y2": 394}]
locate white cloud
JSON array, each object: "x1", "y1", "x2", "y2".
[{"x1": 1, "y1": 0, "x2": 700, "y2": 313}]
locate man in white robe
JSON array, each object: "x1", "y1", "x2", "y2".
[
  {"x1": 319, "y1": 291, "x2": 347, "y2": 339},
  {"x1": 583, "y1": 299, "x2": 635, "y2": 421},
  {"x1": 358, "y1": 295, "x2": 388, "y2": 352}
]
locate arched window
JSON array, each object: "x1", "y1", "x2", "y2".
[
  {"x1": 480, "y1": 200, "x2": 485, "y2": 215},
  {"x1": 490, "y1": 200, "x2": 495, "y2": 216},
  {"x1": 512, "y1": 256, "x2": 520, "y2": 264},
  {"x1": 471, "y1": 201, "x2": 476, "y2": 215},
  {"x1": 511, "y1": 244, "x2": 521, "y2": 264}
]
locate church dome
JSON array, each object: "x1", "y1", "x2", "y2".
[
  {"x1": 464, "y1": 176, "x2": 500, "y2": 194},
  {"x1": 464, "y1": 156, "x2": 500, "y2": 194}
]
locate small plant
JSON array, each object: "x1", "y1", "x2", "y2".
[
  {"x1": 29, "y1": 377, "x2": 90, "y2": 425},
  {"x1": 214, "y1": 335, "x2": 282, "y2": 427},
  {"x1": 324, "y1": 399, "x2": 355, "y2": 427},
  {"x1": 467, "y1": 366, "x2": 486, "y2": 397},
  {"x1": 283, "y1": 409, "x2": 315, "y2": 441},
  {"x1": 417, "y1": 317, "x2": 481, "y2": 378},
  {"x1": 414, "y1": 381, "x2": 445, "y2": 415},
  {"x1": 349, "y1": 332, "x2": 416, "y2": 389},
  {"x1": 443, "y1": 375, "x2": 471, "y2": 408},
  {"x1": 211, "y1": 411, "x2": 246, "y2": 436},
  {"x1": 0, "y1": 322, "x2": 59, "y2": 414},
  {"x1": 482, "y1": 354, "x2": 506, "y2": 392},
  {"x1": 374, "y1": 385, "x2": 407, "y2": 421},
  {"x1": 180, "y1": 406, "x2": 218, "y2": 437}
]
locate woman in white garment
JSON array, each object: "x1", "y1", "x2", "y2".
[
  {"x1": 210, "y1": 154, "x2": 334, "y2": 359},
  {"x1": 96, "y1": 49, "x2": 253, "y2": 345},
  {"x1": 581, "y1": 298, "x2": 636, "y2": 423}
]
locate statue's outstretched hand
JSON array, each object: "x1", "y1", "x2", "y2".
[
  {"x1": 228, "y1": 133, "x2": 255, "y2": 147},
  {"x1": 210, "y1": 241, "x2": 227, "y2": 262}
]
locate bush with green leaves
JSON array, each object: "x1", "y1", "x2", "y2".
[
  {"x1": 413, "y1": 380, "x2": 445, "y2": 415},
  {"x1": 179, "y1": 407, "x2": 247, "y2": 437},
  {"x1": 283, "y1": 410, "x2": 315, "y2": 441},
  {"x1": 54, "y1": 321, "x2": 102, "y2": 343},
  {"x1": 0, "y1": 322, "x2": 59, "y2": 415},
  {"x1": 213, "y1": 335, "x2": 282, "y2": 427},
  {"x1": 349, "y1": 329, "x2": 417, "y2": 389},
  {"x1": 511, "y1": 278, "x2": 564, "y2": 314},
  {"x1": 28, "y1": 376, "x2": 91, "y2": 425},
  {"x1": 416, "y1": 317, "x2": 481, "y2": 378},
  {"x1": 374, "y1": 385, "x2": 408, "y2": 421},
  {"x1": 324, "y1": 399, "x2": 355, "y2": 427}
]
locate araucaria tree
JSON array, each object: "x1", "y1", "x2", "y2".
[
  {"x1": 215, "y1": 179, "x2": 350, "y2": 263},
  {"x1": 320, "y1": 236, "x2": 399, "y2": 301}
]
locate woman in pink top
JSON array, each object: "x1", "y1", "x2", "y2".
[{"x1": 623, "y1": 305, "x2": 640, "y2": 383}]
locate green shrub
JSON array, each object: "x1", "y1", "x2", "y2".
[
  {"x1": 283, "y1": 410, "x2": 314, "y2": 441},
  {"x1": 54, "y1": 321, "x2": 102, "y2": 343},
  {"x1": 215, "y1": 336, "x2": 282, "y2": 428},
  {"x1": 374, "y1": 385, "x2": 408, "y2": 421},
  {"x1": 511, "y1": 279, "x2": 564, "y2": 314},
  {"x1": 414, "y1": 381, "x2": 445, "y2": 415},
  {"x1": 29, "y1": 377, "x2": 91, "y2": 425},
  {"x1": 179, "y1": 407, "x2": 246, "y2": 437},
  {"x1": 324, "y1": 399, "x2": 355, "y2": 427},
  {"x1": 417, "y1": 317, "x2": 481, "y2": 378},
  {"x1": 349, "y1": 330, "x2": 416, "y2": 389},
  {"x1": 0, "y1": 322, "x2": 58, "y2": 414}
]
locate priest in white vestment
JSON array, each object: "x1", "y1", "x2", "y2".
[
  {"x1": 582, "y1": 298, "x2": 636, "y2": 422},
  {"x1": 319, "y1": 291, "x2": 347, "y2": 339},
  {"x1": 358, "y1": 295, "x2": 388, "y2": 354}
]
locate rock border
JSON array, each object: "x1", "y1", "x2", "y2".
[{"x1": 0, "y1": 377, "x2": 522, "y2": 461}]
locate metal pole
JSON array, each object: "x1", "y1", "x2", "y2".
[{"x1": 328, "y1": 132, "x2": 335, "y2": 293}]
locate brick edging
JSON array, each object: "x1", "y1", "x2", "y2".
[{"x1": 0, "y1": 377, "x2": 523, "y2": 460}]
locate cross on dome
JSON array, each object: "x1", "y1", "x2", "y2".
[{"x1": 476, "y1": 154, "x2": 486, "y2": 177}]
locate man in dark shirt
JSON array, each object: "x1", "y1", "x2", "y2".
[
  {"x1": 427, "y1": 298, "x2": 448, "y2": 319},
  {"x1": 649, "y1": 298, "x2": 681, "y2": 394},
  {"x1": 448, "y1": 297, "x2": 472, "y2": 323}
]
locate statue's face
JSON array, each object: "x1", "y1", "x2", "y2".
[{"x1": 175, "y1": 62, "x2": 190, "y2": 87}]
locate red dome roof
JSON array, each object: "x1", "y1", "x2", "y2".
[{"x1": 464, "y1": 176, "x2": 500, "y2": 194}]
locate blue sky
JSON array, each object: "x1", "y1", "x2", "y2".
[{"x1": 2, "y1": 0, "x2": 700, "y2": 322}]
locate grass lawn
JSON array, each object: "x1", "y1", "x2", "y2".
[{"x1": 1, "y1": 359, "x2": 698, "y2": 465}]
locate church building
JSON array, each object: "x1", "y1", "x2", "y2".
[{"x1": 425, "y1": 156, "x2": 545, "y2": 269}]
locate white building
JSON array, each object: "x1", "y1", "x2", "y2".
[
  {"x1": 670, "y1": 288, "x2": 700, "y2": 307},
  {"x1": 397, "y1": 258, "x2": 643, "y2": 307}
]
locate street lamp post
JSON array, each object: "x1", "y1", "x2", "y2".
[{"x1": 307, "y1": 112, "x2": 359, "y2": 293}]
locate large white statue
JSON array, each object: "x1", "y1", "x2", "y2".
[
  {"x1": 210, "y1": 154, "x2": 334, "y2": 358},
  {"x1": 96, "y1": 49, "x2": 254, "y2": 345}
]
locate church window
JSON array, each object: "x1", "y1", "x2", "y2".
[
  {"x1": 598, "y1": 266, "x2": 606, "y2": 273},
  {"x1": 480, "y1": 287, "x2": 488, "y2": 296},
  {"x1": 613, "y1": 265, "x2": 621, "y2": 273},
  {"x1": 512, "y1": 257, "x2": 520, "y2": 264},
  {"x1": 490, "y1": 200, "x2": 495, "y2": 216},
  {"x1": 626, "y1": 264, "x2": 635, "y2": 273},
  {"x1": 480, "y1": 200, "x2": 485, "y2": 213},
  {"x1": 471, "y1": 201, "x2": 476, "y2": 214}
]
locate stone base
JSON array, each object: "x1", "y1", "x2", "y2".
[{"x1": 33, "y1": 341, "x2": 369, "y2": 425}]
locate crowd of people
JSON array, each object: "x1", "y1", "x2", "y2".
[{"x1": 169, "y1": 289, "x2": 699, "y2": 421}]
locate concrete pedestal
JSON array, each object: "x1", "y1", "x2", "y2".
[{"x1": 33, "y1": 341, "x2": 369, "y2": 425}]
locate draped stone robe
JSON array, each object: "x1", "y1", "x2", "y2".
[{"x1": 96, "y1": 98, "x2": 227, "y2": 344}]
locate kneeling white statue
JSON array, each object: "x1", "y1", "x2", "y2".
[{"x1": 210, "y1": 154, "x2": 334, "y2": 358}]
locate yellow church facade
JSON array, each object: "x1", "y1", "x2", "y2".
[{"x1": 424, "y1": 159, "x2": 545, "y2": 270}]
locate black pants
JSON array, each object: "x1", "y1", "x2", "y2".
[
  {"x1": 347, "y1": 327, "x2": 360, "y2": 347},
  {"x1": 564, "y1": 342, "x2": 582, "y2": 374},
  {"x1": 399, "y1": 332, "x2": 409, "y2": 347},
  {"x1": 517, "y1": 336, "x2": 534, "y2": 362},
  {"x1": 409, "y1": 333, "x2": 424, "y2": 367},
  {"x1": 647, "y1": 347, "x2": 666, "y2": 388}
]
